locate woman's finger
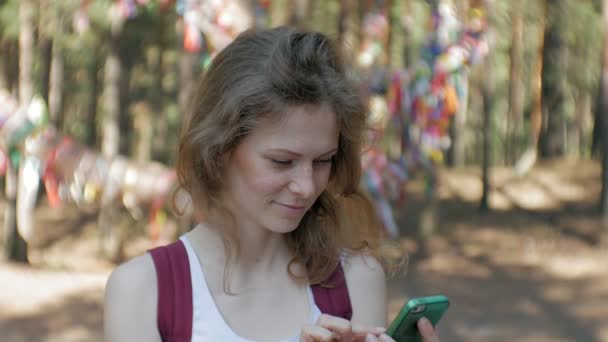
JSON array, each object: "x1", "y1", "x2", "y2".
[
  {"x1": 315, "y1": 314, "x2": 353, "y2": 340},
  {"x1": 352, "y1": 326, "x2": 387, "y2": 341},
  {"x1": 417, "y1": 317, "x2": 439, "y2": 342},
  {"x1": 378, "y1": 333, "x2": 396, "y2": 342},
  {"x1": 301, "y1": 324, "x2": 338, "y2": 342}
]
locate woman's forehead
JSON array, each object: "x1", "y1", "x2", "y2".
[{"x1": 249, "y1": 104, "x2": 339, "y2": 152}]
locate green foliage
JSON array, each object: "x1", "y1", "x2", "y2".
[{"x1": 0, "y1": 0, "x2": 19, "y2": 40}]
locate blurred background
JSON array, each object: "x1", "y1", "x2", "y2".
[{"x1": 1, "y1": 0, "x2": 607, "y2": 341}]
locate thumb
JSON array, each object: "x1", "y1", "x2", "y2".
[{"x1": 417, "y1": 317, "x2": 438, "y2": 342}]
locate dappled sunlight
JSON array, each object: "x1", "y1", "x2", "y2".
[
  {"x1": 0, "y1": 282, "x2": 105, "y2": 342},
  {"x1": 418, "y1": 253, "x2": 493, "y2": 278},
  {"x1": 0, "y1": 264, "x2": 108, "y2": 317},
  {"x1": 393, "y1": 159, "x2": 605, "y2": 341},
  {"x1": 501, "y1": 180, "x2": 562, "y2": 210},
  {"x1": 488, "y1": 190, "x2": 513, "y2": 210},
  {"x1": 436, "y1": 160, "x2": 601, "y2": 213},
  {"x1": 543, "y1": 254, "x2": 608, "y2": 278}
]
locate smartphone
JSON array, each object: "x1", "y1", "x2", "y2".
[{"x1": 386, "y1": 295, "x2": 450, "y2": 342}]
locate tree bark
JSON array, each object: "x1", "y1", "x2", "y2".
[
  {"x1": 99, "y1": 15, "x2": 125, "y2": 261},
  {"x1": 102, "y1": 19, "x2": 123, "y2": 158},
  {"x1": 289, "y1": 0, "x2": 310, "y2": 28},
  {"x1": 5, "y1": 0, "x2": 35, "y2": 263},
  {"x1": 515, "y1": 1, "x2": 546, "y2": 176},
  {"x1": 39, "y1": 39, "x2": 52, "y2": 105},
  {"x1": 506, "y1": 0, "x2": 524, "y2": 165},
  {"x1": 448, "y1": 0, "x2": 470, "y2": 167},
  {"x1": 480, "y1": 0, "x2": 496, "y2": 212},
  {"x1": 270, "y1": 0, "x2": 291, "y2": 26},
  {"x1": 48, "y1": 35, "x2": 64, "y2": 129},
  {"x1": 539, "y1": 0, "x2": 568, "y2": 159},
  {"x1": 337, "y1": 0, "x2": 349, "y2": 48},
  {"x1": 151, "y1": 15, "x2": 167, "y2": 163},
  {"x1": 1, "y1": 40, "x2": 20, "y2": 95},
  {"x1": 86, "y1": 49, "x2": 100, "y2": 148},
  {"x1": 600, "y1": 0, "x2": 608, "y2": 237}
]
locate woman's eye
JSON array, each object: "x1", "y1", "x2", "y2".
[
  {"x1": 272, "y1": 159, "x2": 292, "y2": 165},
  {"x1": 314, "y1": 158, "x2": 332, "y2": 164}
]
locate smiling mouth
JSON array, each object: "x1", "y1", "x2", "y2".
[{"x1": 277, "y1": 203, "x2": 306, "y2": 210}]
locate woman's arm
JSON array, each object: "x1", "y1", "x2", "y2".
[
  {"x1": 342, "y1": 252, "x2": 439, "y2": 342},
  {"x1": 104, "y1": 254, "x2": 162, "y2": 342},
  {"x1": 342, "y1": 252, "x2": 388, "y2": 328}
]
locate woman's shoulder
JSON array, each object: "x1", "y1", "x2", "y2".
[
  {"x1": 104, "y1": 253, "x2": 160, "y2": 341},
  {"x1": 106, "y1": 253, "x2": 157, "y2": 296},
  {"x1": 341, "y1": 250, "x2": 386, "y2": 289},
  {"x1": 341, "y1": 250, "x2": 388, "y2": 327}
]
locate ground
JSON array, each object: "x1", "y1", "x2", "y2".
[{"x1": 0, "y1": 158, "x2": 606, "y2": 341}]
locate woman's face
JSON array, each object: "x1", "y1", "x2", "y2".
[{"x1": 223, "y1": 104, "x2": 339, "y2": 234}]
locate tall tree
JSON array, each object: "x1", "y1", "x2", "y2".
[
  {"x1": 600, "y1": 0, "x2": 608, "y2": 236},
  {"x1": 448, "y1": 0, "x2": 470, "y2": 167},
  {"x1": 101, "y1": 11, "x2": 123, "y2": 158},
  {"x1": 48, "y1": 5, "x2": 65, "y2": 129},
  {"x1": 480, "y1": 0, "x2": 496, "y2": 212},
  {"x1": 515, "y1": 1, "x2": 546, "y2": 176},
  {"x1": 289, "y1": 0, "x2": 311, "y2": 28},
  {"x1": 99, "y1": 7, "x2": 126, "y2": 261},
  {"x1": 86, "y1": 45, "x2": 100, "y2": 148},
  {"x1": 539, "y1": 0, "x2": 568, "y2": 159},
  {"x1": 270, "y1": 0, "x2": 290, "y2": 26},
  {"x1": 506, "y1": 0, "x2": 524, "y2": 165},
  {"x1": 4, "y1": 0, "x2": 34, "y2": 262}
]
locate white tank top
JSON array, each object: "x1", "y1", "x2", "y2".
[{"x1": 180, "y1": 236, "x2": 322, "y2": 342}]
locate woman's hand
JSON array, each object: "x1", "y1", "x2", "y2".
[
  {"x1": 417, "y1": 317, "x2": 439, "y2": 342},
  {"x1": 355, "y1": 318, "x2": 439, "y2": 342},
  {"x1": 300, "y1": 314, "x2": 386, "y2": 341}
]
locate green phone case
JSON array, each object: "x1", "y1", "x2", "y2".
[{"x1": 386, "y1": 295, "x2": 450, "y2": 342}]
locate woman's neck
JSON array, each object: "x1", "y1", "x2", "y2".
[{"x1": 187, "y1": 217, "x2": 294, "y2": 286}]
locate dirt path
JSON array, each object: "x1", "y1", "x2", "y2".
[{"x1": 1, "y1": 159, "x2": 606, "y2": 341}]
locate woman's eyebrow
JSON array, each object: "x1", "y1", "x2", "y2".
[{"x1": 267, "y1": 148, "x2": 338, "y2": 157}]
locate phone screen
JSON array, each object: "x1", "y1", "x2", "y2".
[{"x1": 387, "y1": 295, "x2": 449, "y2": 342}]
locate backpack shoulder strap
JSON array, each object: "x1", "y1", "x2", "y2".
[
  {"x1": 311, "y1": 262, "x2": 353, "y2": 320},
  {"x1": 148, "y1": 239, "x2": 193, "y2": 342}
]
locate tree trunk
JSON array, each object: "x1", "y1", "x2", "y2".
[
  {"x1": 448, "y1": 73, "x2": 469, "y2": 167},
  {"x1": 539, "y1": 0, "x2": 568, "y2": 159},
  {"x1": 102, "y1": 20, "x2": 123, "y2": 158},
  {"x1": 100, "y1": 16, "x2": 125, "y2": 261},
  {"x1": 178, "y1": 56, "x2": 197, "y2": 125},
  {"x1": 151, "y1": 16, "x2": 166, "y2": 163},
  {"x1": 0, "y1": 42, "x2": 6, "y2": 90},
  {"x1": 385, "y1": 0, "x2": 395, "y2": 68},
  {"x1": 506, "y1": 0, "x2": 524, "y2": 165},
  {"x1": 49, "y1": 36, "x2": 64, "y2": 129},
  {"x1": 600, "y1": 0, "x2": 608, "y2": 238},
  {"x1": 290, "y1": 0, "x2": 310, "y2": 28},
  {"x1": 419, "y1": 0, "x2": 441, "y2": 236},
  {"x1": 270, "y1": 0, "x2": 291, "y2": 26},
  {"x1": 447, "y1": 0, "x2": 470, "y2": 167},
  {"x1": 86, "y1": 49, "x2": 100, "y2": 148},
  {"x1": 136, "y1": 35, "x2": 165, "y2": 163},
  {"x1": 39, "y1": 39, "x2": 52, "y2": 105},
  {"x1": 1, "y1": 40, "x2": 20, "y2": 95},
  {"x1": 118, "y1": 62, "x2": 132, "y2": 156},
  {"x1": 594, "y1": 75, "x2": 604, "y2": 158},
  {"x1": 5, "y1": 0, "x2": 35, "y2": 263},
  {"x1": 573, "y1": 92, "x2": 592, "y2": 157},
  {"x1": 480, "y1": 0, "x2": 496, "y2": 212},
  {"x1": 337, "y1": 0, "x2": 349, "y2": 48}
]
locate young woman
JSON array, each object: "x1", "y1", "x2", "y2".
[{"x1": 104, "y1": 27, "x2": 439, "y2": 342}]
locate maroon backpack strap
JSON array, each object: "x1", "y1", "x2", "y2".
[
  {"x1": 148, "y1": 239, "x2": 193, "y2": 342},
  {"x1": 311, "y1": 262, "x2": 353, "y2": 320}
]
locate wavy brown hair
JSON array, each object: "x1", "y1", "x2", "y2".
[{"x1": 176, "y1": 26, "x2": 385, "y2": 287}]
